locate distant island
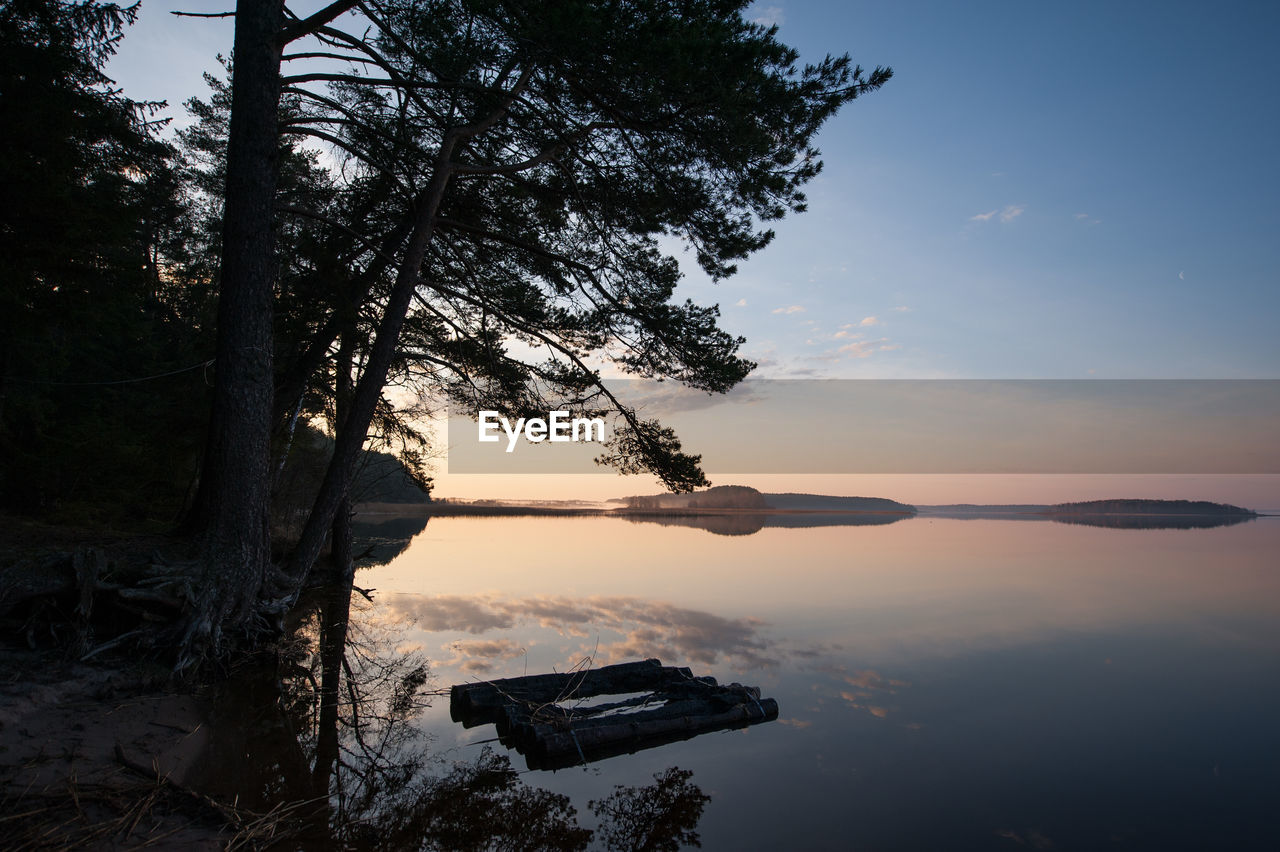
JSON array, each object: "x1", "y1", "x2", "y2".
[
  {"x1": 615, "y1": 485, "x2": 917, "y2": 514},
  {"x1": 1044, "y1": 499, "x2": 1257, "y2": 518},
  {"x1": 917, "y1": 499, "x2": 1258, "y2": 530}
]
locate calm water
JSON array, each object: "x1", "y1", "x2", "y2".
[{"x1": 344, "y1": 513, "x2": 1280, "y2": 850}]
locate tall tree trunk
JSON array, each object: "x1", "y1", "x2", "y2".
[{"x1": 185, "y1": 0, "x2": 286, "y2": 653}]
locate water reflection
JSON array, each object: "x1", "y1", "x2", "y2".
[
  {"x1": 1048, "y1": 513, "x2": 1257, "y2": 530},
  {"x1": 625, "y1": 509, "x2": 1255, "y2": 536},
  {"x1": 623, "y1": 510, "x2": 911, "y2": 535},
  {"x1": 180, "y1": 579, "x2": 710, "y2": 849},
  {"x1": 359, "y1": 514, "x2": 1280, "y2": 849},
  {"x1": 390, "y1": 593, "x2": 778, "y2": 670},
  {"x1": 350, "y1": 514, "x2": 433, "y2": 565}
]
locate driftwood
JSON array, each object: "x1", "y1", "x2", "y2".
[{"x1": 450, "y1": 658, "x2": 778, "y2": 770}]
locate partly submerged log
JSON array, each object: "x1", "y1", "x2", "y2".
[
  {"x1": 527, "y1": 696, "x2": 779, "y2": 771},
  {"x1": 451, "y1": 658, "x2": 697, "y2": 723},
  {"x1": 450, "y1": 659, "x2": 778, "y2": 770}
]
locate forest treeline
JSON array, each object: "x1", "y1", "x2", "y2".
[{"x1": 0, "y1": 1, "x2": 433, "y2": 529}]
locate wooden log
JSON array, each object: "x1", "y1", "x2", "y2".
[
  {"x1": 450, "y1": 659, "x2": 700, "y2": 722},
  {"x1": 508, "y1": 694, "x2": 742, "y2": 751},
  {"x1": 526, "y1": 697, "x2": 779, "y2": 770}
]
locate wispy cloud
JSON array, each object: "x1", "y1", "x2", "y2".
[
  {"x1": 749, "y1": 4, "x2": 784, "y2": 26},
  {"x1": 859, "y1": 315, "x2": 880, "y2": 327},
  {"x1": 1076, "y1": 212, "x2": 1101, "y2": 225},
  {"x1": 999, "y1": 204, "x2": 1025, "y2": 223},
  {"x1": 772, "y1": 304, "x2": 805, "y2": 315},
  {"x1": 837, "y1": 338, "x2": 900, "y2": 358},
  {"x1": 971, "y1": 204, "x2": 1025, "y2": 224},
  {"x1": 892, "y1": 305, "x2": 911, "y2": 312},
  {"x1": 735, "y1": 298, "x2": 747, "y2": 307}
]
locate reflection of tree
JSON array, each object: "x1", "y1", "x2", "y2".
[
  {"x1": 196, "y1": 580, "x2": 708, "y2": 849},
  {"x1": 623, "y1": 510, "x2": 912, "y2": 536},
  {"x1": 1049, "y1": 514, "x2": 1255, "y2": 530},
  {"x1": 386, "y1": 748, "x2": 592, "y2": 851},
  {"x1": 590, "y1": 767, "x2": 711, "y2": 852}
]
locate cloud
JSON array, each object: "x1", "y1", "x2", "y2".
[
  {"x1": 971, "y1": 205, "x2": 1024, "y2": 224},
  {"x1": 749, "y1": 4, "x2": 784, "y2": 26},
  {"x1": 892, "y1": 305, "x2": 911, "y2": 313},
  {"x1": 859, "y1": 316, "x2": 880, "y2": 327},
  {"x1": 735, "y1": 298, "x2": 747, "y2": 307},
  {"x1": 832, "y1": 329, "x2": 862, "y2": 340},
  {"x1": 999, "y1": 204, "x2": 1025, "y2": 223},
  {"x1": 771, "y1": 304, "x2": 805, "y2": 315},
  {"x1": 837, "y1": 338, "x2": 899, "y2": 359}
]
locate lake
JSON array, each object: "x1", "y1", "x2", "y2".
[{"x1": 332, "y1": 512, "x2": 1280, "y2": 849}]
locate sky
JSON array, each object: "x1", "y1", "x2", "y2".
[{"x1": 105, "y1": 2, "x2": 1280, "y2": 505}]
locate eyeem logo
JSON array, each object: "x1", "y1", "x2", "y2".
[{"x1": 478, "y1": 410, "x2": 607, "y2": 453}]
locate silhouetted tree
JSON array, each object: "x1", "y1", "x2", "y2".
[
  {"x1": 276, "y1": 0, "x2": 891, "y2": 586},
  {"x1": 175, "y1": 0, "x2": 889, "y2": 657},
  {"x1": 0, "y1": 0, "x2": 200, "y2": 521}
]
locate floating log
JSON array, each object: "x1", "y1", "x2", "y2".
[
  {"x1": 527, "y1": 697, "x2": 779, "y2": 771},
  {"x1": 450, "y1": 658, "x2": 698, "y2": 723},
  {"x1": 449, "y1": 658, "x2": 779, "y2": 770}
]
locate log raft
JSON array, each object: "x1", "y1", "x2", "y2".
[{"x1": 449, "y1": 658, "x2": 779, "y2": 770}]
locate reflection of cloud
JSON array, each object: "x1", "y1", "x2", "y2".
[
  {"x1": 445, "y1": 638, "x2": 527, "y2": 673},
  {"x1": 390, "y1": 593, "x2": 777, "y2": 670},
  {"x1": 814, "y1": 662, "x2": 908, "y2": 721},
  {"x1": 772, "y1": 305, "x2": 805, "y2": 314},
  {"x1": 408, "y1": 595, "x2": 514, "y2": 633},
  {"x1": 995, "y1": 828, "x2": 1055, "y2": 849}
]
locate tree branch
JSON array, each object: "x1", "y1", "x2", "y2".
[{"x1": 278, "y1": 0, "x2": 360, "y2": 44}]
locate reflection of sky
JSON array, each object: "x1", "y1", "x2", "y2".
[{"x1": 361, "y1": 516, "x2": 1280, "y2": 848}]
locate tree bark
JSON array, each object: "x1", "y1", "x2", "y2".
[{"x1": 185, "y1": 0, "x2": 286, "y2": 650}]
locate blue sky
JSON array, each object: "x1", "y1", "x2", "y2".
[
  {"x1": 698, "y1": 0, "x2": 1280, "y2": 379},
  {"x1": 108, "y1": 1, "x2": 1280, "y2": 382}
]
